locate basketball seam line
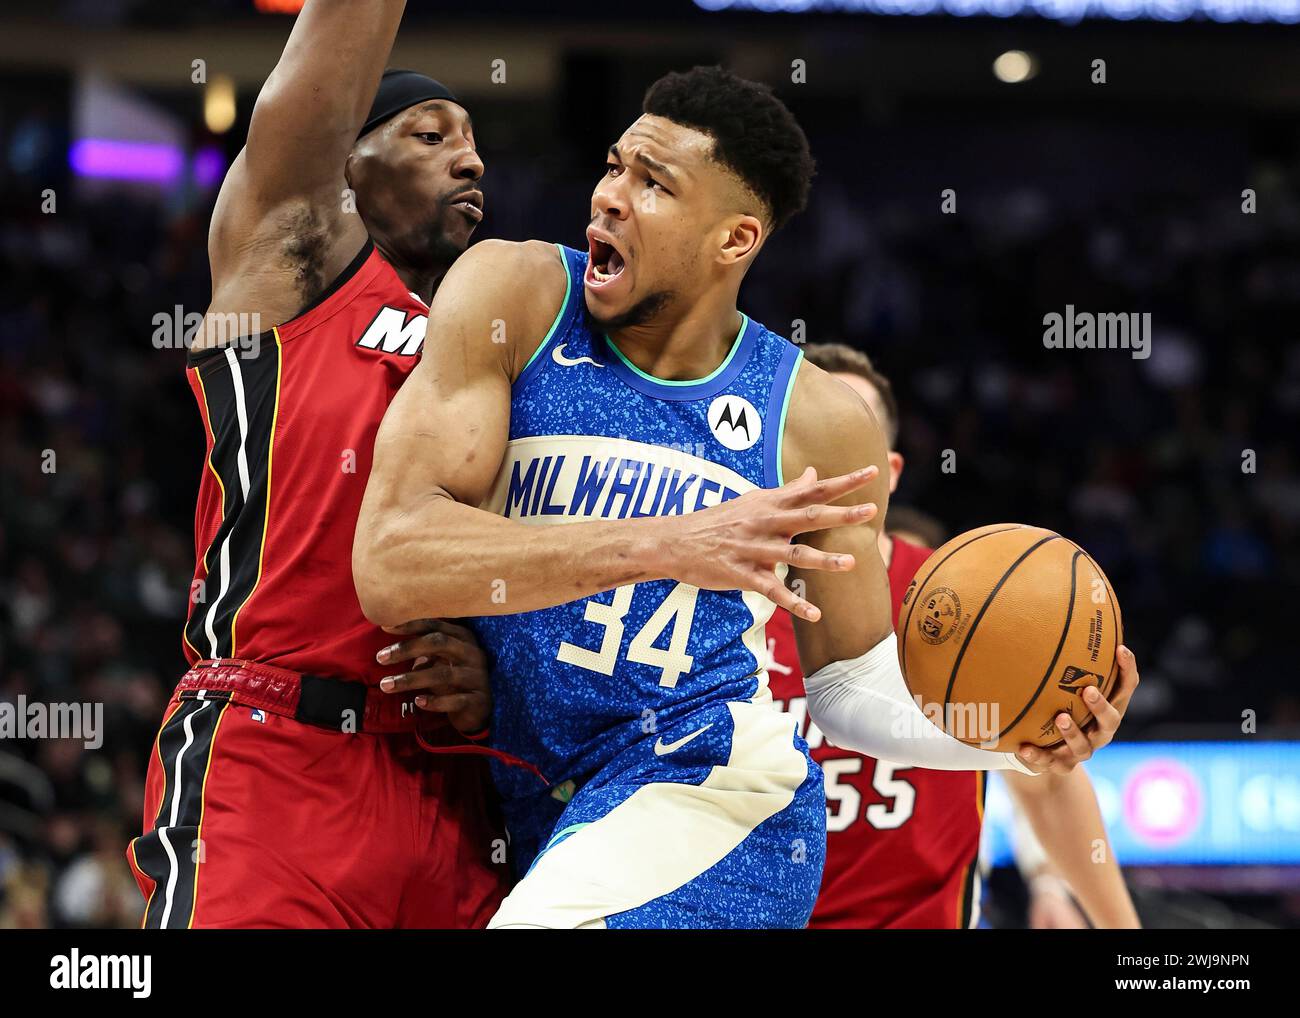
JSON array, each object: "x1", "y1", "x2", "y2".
[
  {"x1": 1064, "y1": 538, "x2": 1122, "y2": 699},
  {"x1": 940, "y1": 534, "x2": 1060, "y2": 721},
  {"x1": 995, "y1": 548, "x2": 1083, "y2": 741},
  {"x1": 899, "y1": 524, "x2": 1024, "y2": 675}
]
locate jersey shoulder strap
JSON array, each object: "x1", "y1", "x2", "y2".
[{"x1": 514, "y1": 243, "x2": 587, "y2": 389}]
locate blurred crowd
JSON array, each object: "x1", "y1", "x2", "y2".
[{"x1": 1, "y1": 92, "x2": 1298, "y2": 928}]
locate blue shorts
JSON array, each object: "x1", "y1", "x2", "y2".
[{"x1": 488, "y1": 700, "x2": 826, "y2": 929}]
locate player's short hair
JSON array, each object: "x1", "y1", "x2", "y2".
[
  {"x1": 642, "y1": 66, "x2": 815, "y2": 232},
  {"x1": 802, "y1": 342, "x2": 900, "y2": 446}
]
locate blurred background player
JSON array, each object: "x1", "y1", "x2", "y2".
[
  {"x1": 767, "y1": 342, "x2": 1140, "y2": 929},
  {"x1": 127, "y1": 0, "x2": 510, "y2": 928}
]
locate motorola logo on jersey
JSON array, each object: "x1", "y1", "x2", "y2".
[
  {"x1": 707, "y1": 395, "x2": 761, "y2": 451},
  {"x1": 356, "y1": 306, "x2": 427, "y2": 357}
]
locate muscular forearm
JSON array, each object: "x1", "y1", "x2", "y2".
[
  {"x1": 1004, "y1": 768, "x2": 1140, "y2": 928},
  {"x1": 354, "y1": 493, "x2": 672, "y2": 626}
]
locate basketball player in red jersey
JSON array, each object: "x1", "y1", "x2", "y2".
[
  {"x1": 766, "y1": 344, "x2": 1140, "y2": 929},
  {"x1": 126, "y1": 0, "x2": 511, "y2": 927}
]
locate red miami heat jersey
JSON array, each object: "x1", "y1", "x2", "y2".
[
  {"x1": 183, "y1": 242, "x2": 428, "y2": 685},
  {"x1": 767, "y1": 536, "x2": 988, "y2": 929}
]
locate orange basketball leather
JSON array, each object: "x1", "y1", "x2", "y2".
[{"x1": 898, "y1": 524, "x2": 1122, "y2": 751}]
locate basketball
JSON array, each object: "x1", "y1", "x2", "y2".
[{"x1": 897, "y1": 524, "x2": 1123, "y2": 752}]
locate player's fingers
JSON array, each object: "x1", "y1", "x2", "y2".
[
  {"x1": 379, "y1": 664, "x2": 453, "y2": 694},
  {"x1": 1014, "y1": 745, "x2": 1054, "y2": 774},
  {"x1": 1042, "y1": 743, "x2": 1086, "y2": 775},
  {"x1": 782, "y1": 541, "x2": 856, "y2": 573},
  {"x1": 1105, "y1": 645, "x2": 1141, "y2": 713},
  {"x1": 785, "y1": 501, "x2": 877, "y2": 537},
  {"x1": 780, "y1": 465, "x2": 877, "y2": 508},
  {"x1": 380, "y1": 618, "x2": 476, "y2": 643},
  {"x1": 795, "y1": 465, "x2": 878, "y2": 506},
  {"x1": 1081, "y1": 681, "x2": 1123, "y2": 745},
  {"x1": 1055, "y1": 648, "x2": 1135, "y2": 757},
  {"x1": 783, "y1": 465, "x2": 817, "y2": 496},
  {"x1": 422, "y1": 618, "x2": 477, "y2": 644},
  {"x1": 414, "y1": 691, "x2": 478, "y2": 714},
  {"x1": 758, "y1": 573, "x2": 821, "y2": 622},
  {"x1": 774, "y1": 466, "x2": 827, "y2": 509},
  {"x1": 379, "y1": 664, "x2": 479, "y2": 695},
  {"x1": 377, "y1": 626, "x2": 486, "y2": 667},
  {"x1": 1053, "y1": 711, "x2": 1094, "y2": 762}
]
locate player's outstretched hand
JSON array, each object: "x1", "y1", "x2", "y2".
[
  {"x1": 664, "y1": 465, "x2": 879, "y2": 622},
  {"x1": 375, "y1": 618, "x2": 490, "y2": 735},
  {"x1": 1016, "y1": 645, "x2": 1141, "y2": 775}
]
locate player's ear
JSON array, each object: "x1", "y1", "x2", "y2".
[
  {"x1": 887, "y1": 451, "x2": 904, "y2": 494},
  {"x1": 718, "y1": 214, "x2": 763, "y2": 266}
]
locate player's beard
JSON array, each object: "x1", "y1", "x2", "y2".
[
  {"x1": 586, "y1": 289, "x2": 673, "y2": 333},
  {"x1": 411, "y1": 207, "x2": 471, "y2": 268}
]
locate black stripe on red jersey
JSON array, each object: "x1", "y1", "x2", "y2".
[
  {"x1": 183, "y1": 336, "x2": 283, "y2": 659},
  {"x1": 184, "y1": 359, "x2": 242, "y2": 658},
  {"x1": 131, "y1": 696, "x2": 230, "y2": 929},
  {"x1": 957, "y1": 771, "x2": 988, "y2": 929}
]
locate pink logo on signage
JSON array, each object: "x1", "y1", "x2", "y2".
[{"x1": 1124, "y1": 758, "x2": 1202, "y2": 846}]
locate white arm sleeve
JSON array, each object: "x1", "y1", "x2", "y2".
[{"x1": 803, "y1": 632, "x2": 1036, "y2": 774}]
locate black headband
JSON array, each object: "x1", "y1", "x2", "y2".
[{"x1": 358, "y1": 69, "x2": 462, "y2": 140}]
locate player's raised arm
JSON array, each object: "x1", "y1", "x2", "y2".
[
  {"x1": 784, "y1": 362, "x2": 1136, "y2": 774},
  {"x1": 205, "y1": 0, "x2": 408, "y2": 307},
  {"x1": 352, "y1": 243, "x2": 878, "y2": 627},
  {"x1": 240, "y1": 0, "x2": 404, "y2": 207}
]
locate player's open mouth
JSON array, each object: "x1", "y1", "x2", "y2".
[
  {"x1": 448, "y1": 191, "x2": 484, "y2": 222},
  {"x1": 586, "y1": 228, "x2": 627, "y2": 289}
]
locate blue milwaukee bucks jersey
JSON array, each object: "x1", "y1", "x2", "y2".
[{"x1": 470, "y1": 244, "x2": 805, "y2": 812}]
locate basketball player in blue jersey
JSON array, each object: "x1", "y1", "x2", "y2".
[{"x1": 354, "y1": 67, "x2": 1140, "y2": 928}]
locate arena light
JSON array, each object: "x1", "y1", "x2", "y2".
[
  {"x1": 69, "y1": 139, "x2": 225, "y2": 189},
  {"x1": 204, "y1": 75, "x2": 237, "y2": 135},
  {"x1": 693, "y1": 0, "x2": 1300, "y2": 24},
  {"x1": 983, "y1": 741, "x2": 1300, "y2": 866},
  {"x1": 69, "y1": 139, "x2": 184, "y2": 182},
  {"x1": 993, "y1": 50, "x2": 1038, "y2": 83},
  {"x1": 194, "y1": 146, "x2": 228, "y2": 189}
]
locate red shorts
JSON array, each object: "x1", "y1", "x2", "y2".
[{"x1": 126, "y1": 663, "x2": 511, "y2": 929}]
